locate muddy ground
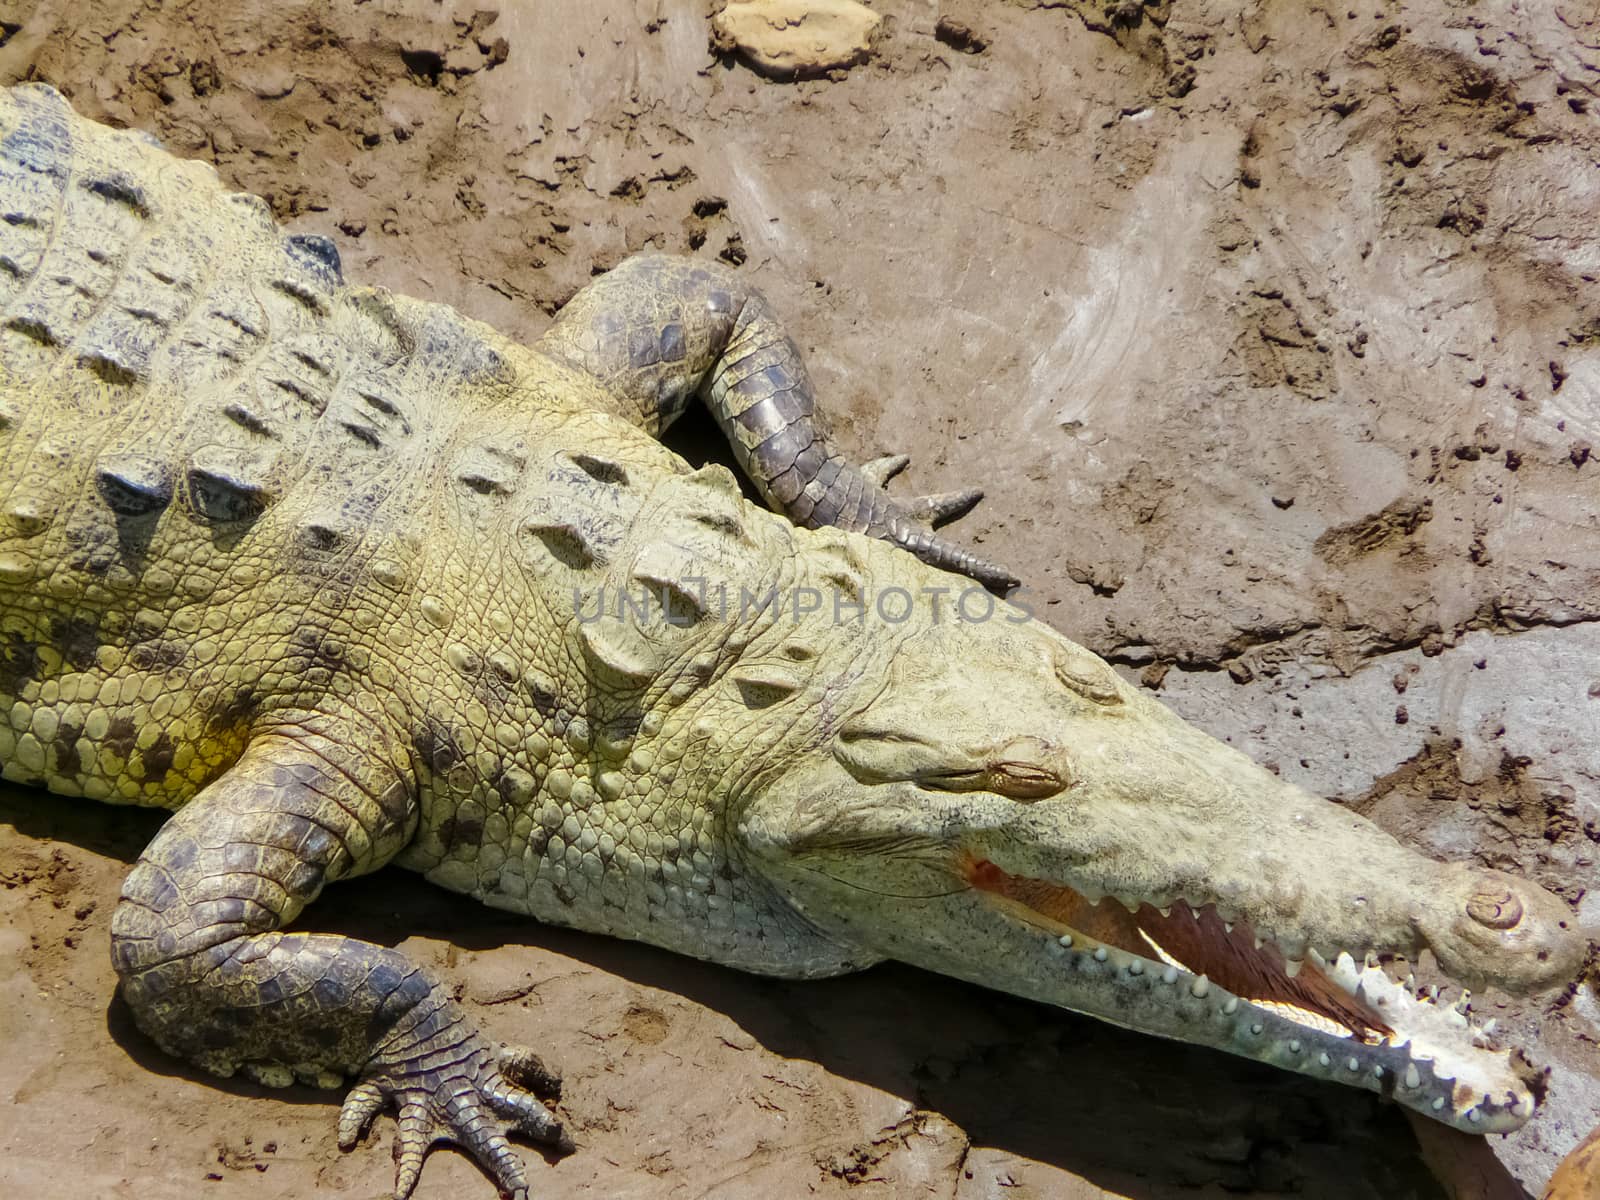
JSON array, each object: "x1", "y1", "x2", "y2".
[{"x1": 0, "y1": 0, "x2": 1596, "y2": 1197}]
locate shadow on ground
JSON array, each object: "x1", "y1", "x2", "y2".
[{"x1": 2, "y1": 785, "x2": 1451, "y2": 1199}]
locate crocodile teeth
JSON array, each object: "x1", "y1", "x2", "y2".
[
  {"x1": 1332, "y1": 951, "x2": 1361, "y2": 988},
  {"x1": 1017, "y1": 884, "x2": 1525, "y2": 1126}
]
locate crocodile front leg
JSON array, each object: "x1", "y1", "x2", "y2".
[
  {"x1": 536, "y1": 253, "x2": 1018, "y2": 591},
  {"x1": 110, "y1": 724, "x2": 569, "y2": 1198}
]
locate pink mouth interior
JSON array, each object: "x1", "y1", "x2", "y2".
[{"x1": 962, "y1": 856, "x2": 1391, "y2": 1040}]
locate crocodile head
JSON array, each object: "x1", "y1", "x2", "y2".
[{"x1": 735, "y1": 548, "x2": 1583, "y2": 1133}]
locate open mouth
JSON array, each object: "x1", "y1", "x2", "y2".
[{"x1": 961, "y1": 855, "x2": 1542, "y2": 1131}]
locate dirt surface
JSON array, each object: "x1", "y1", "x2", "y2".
[{"x1": 0, "y1": 1, "x2": 1596, "y2": 1197}]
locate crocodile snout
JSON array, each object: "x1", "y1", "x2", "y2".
[{"x1": 1423, "y1": 865, "x2": 1583, "y2": 994}]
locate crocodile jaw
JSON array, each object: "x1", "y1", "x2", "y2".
[
  {"x1": 952, "y1": 861, "x2": 1543, "y2": 1131},
  {"x1": 734, "y1": 619, "x2": 1581, "y2": 1134},
  {"x1": 881, "y1": 884, "x2": 1540, "y2": 1131},
  {"x1": 744, "y1": 800, "x2": 1549, "y2": 1132}
]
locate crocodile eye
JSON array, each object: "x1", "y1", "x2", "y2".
[
  {"x1": 983, "y1": 738, "x2": 1071, "y2": 799},
  {"x1": 1053, "y1": 646, "x2": 1123, "y2": 706},
  {"x1": 836, "y1": 730, "x2": 1070, "y2": 801}
]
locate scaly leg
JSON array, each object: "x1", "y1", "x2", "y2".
[
  {"x1": 536, "y1": 253, "x2": 1017, "y2": 590},
  {"x1": 110, "y1": 725, "x2": 569, "y2": 1199}
]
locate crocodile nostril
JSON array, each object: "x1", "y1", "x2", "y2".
[
  {"x1": 988, "y1": 737, "x2": 1069, "y2": 800},
  {"x1": 1466, "y1": 886, "x2": 1524, "y2": 931}
]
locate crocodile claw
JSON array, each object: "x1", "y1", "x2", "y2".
[
  {"x1": 862, "y1": 454, "x2": 983, "y2": 526},
  {"x1": 340, "y1": 1028, "x2": 571, "y2": 1200},
  {"x1": 860, "y1": 452, "x2": 1014, "y2": 587},
  {"x1": 860, "y1": 453, "x2": 911, "y2": 487},
  {"x1": 906, "y1": 487, "x2": 984, "y2": 527}
]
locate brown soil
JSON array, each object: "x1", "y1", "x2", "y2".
[{"x1": 0, "y1": 1, "x2": 1596, "y2": 1197}]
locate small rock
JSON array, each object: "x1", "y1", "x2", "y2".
[
  {"x1": 1545, "y1": 1122, "x2": 1600, "y2": 1200},
  {"x1": 189, "y1": 59, "x2": 221, "y2": 98},
  {"x1": 712, "y1": 0, "x2": 883, "y2": 79},
  {"x1": 238, "y1": 63, "x2": 295, "y2": 100},
  {"x1": 465, "y1": 10, "x2": 499, "y2": 40}
]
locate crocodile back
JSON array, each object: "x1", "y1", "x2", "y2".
[{"x1": 0, "y1": 83, "x2": 616, "y2": 808}]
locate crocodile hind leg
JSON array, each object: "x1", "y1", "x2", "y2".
[
  {"x1": 535, "y1": 253, "x2": 1018, "y2": 591},
  {"x1": 110, "y1": 725, "x2": 569, "y2": 1199}
]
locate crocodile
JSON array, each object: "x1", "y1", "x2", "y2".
[{"x1": 0, "y1": 83, "x2": 1584, "y2": 1198}]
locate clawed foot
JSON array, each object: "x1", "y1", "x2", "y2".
[
  {"x1": 340, "y1": 1028, "x2": 572, "y2": 1200},
  {"x1": 859, "y1": 453, "x2": 911, "y2": 487},
  {"x1": 860, "y1": 453, "x2": 984, "y2": 527}
]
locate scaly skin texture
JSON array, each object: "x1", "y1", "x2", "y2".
[
  {"x1": 0, "y1": 85, "x2": 1584, "y2": 1198},
  {"x1": 535, "y1": 255, "x2": 1014, "y2": 588}
]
